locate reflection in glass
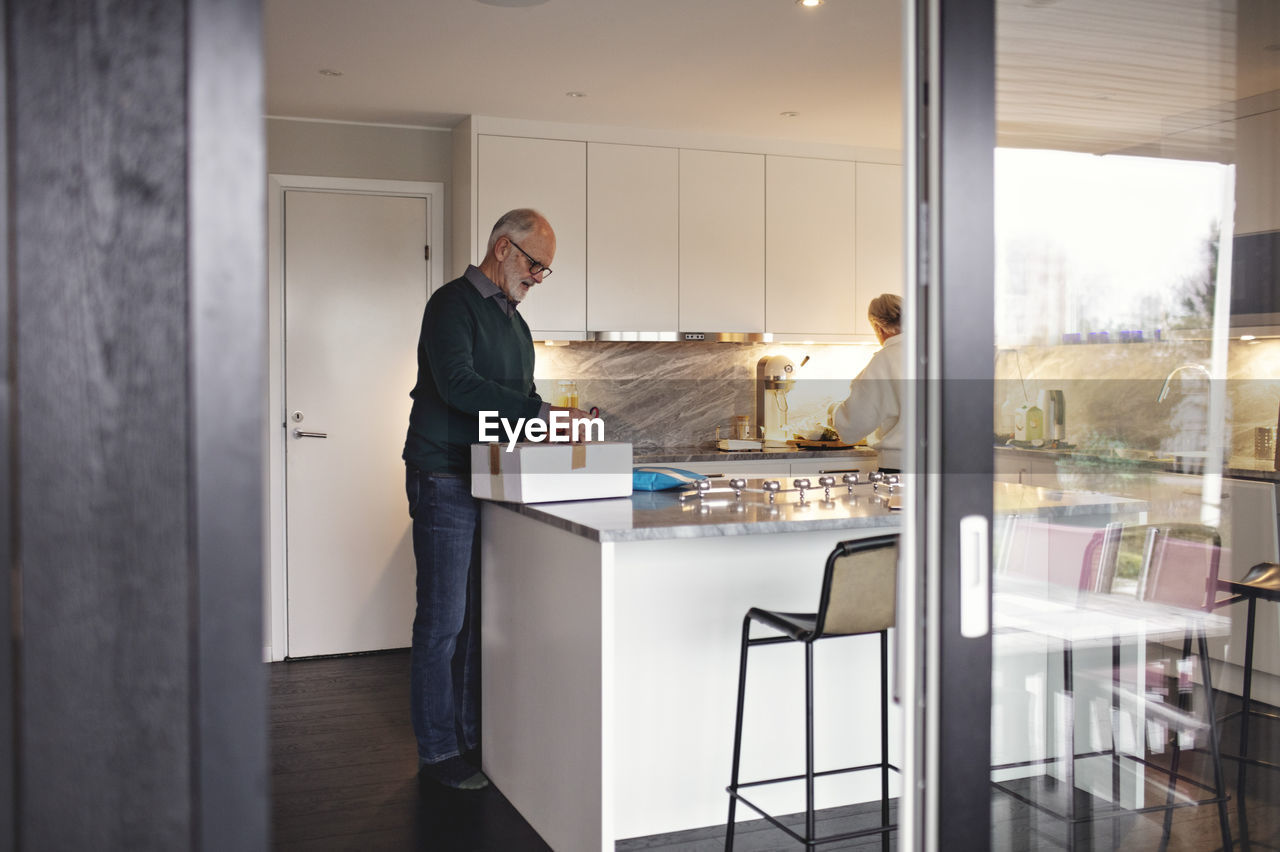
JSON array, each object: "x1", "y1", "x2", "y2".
[{"x1": 992, "y1": 0, "x2": 1280, "y2": 847}]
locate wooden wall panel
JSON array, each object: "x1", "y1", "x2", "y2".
[
  {"x1": 7, "y1": 0, "x2": 266, "y2": 848},
  {"x1": 13, "y1": 0, "x2": 191, "y2": 844}
]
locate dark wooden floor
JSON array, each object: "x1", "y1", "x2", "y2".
[{"x1": 271, "y1": 649, "x2": 1279, "y2": 851}]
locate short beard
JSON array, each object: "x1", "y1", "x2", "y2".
[{"x1": 500, "y1": 254, "x2": 530, "y2": 302}]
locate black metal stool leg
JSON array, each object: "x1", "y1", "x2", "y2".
[
  {"x1": 805, "y1": 640, "x2": 816, "y2": 846},
  {"x1": 881, "y1": 630, "x2": 890, "y2": 852},
  {"x1": 1240, "y1": 596, "x2": 1258, "y2": 767},
  {"x1": 725, "y1": 615, "x2": 752, "y2": 852},
  {"x1": 1063, "y1": 645, "x2": 1076, "y2": 852},
  {"x1": 1198, "y1": 632, "x2": 1234, "y2": 852},
  {"x1": 1237, "y1": 595, "x2": 1258, "y2": 852},
  {"x1": 1111, "y1": 637, "x2": 1121, "y2": 852},
  {"x1": 1160, "y1": 634, "x2": 1193, "y2": 852}
]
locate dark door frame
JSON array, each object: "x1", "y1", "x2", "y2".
[{"x1": 906, "y1": 0, "x2": 996, "y2": 848}]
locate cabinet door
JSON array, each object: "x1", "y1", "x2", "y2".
[
  {"x1": 1236, "y1": 109, "x2": 1280, "y2": 235},
  {"x1": 679, "y1": 150, "x2": 765, "y2": 332},
  {"x1": 993, "y1": 449, "x2": 1029, "y2": 484},
  {"x1": 1219, "y1": 478, "x2": 1279, "y2": 579},
  {"x1": 788, "y1": 456, "x2": 877, "y2": 476},
  {"x1": 477, "y1": 135, "x2": 586, "y2": 336},
  {"x1": 765, "y1": 156, "x2": 858, "y2": 335},
  {"x1": 1027, "y1": 456, "x2": 1060, "y2": 488},
  {"x1": 854, "y1": 163, "x2": 904, "y2": 337},
  {"x1": 664, "y1": 459, "x2": 793, "y2": 478},
  {"x1": 587, "y1": 143, "x2": 679, "y2": 331}
]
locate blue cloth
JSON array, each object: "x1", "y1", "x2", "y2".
[
  {"x1": 406, "y1": 468, "x2": 481, "y2": 765},
  {"x1": 632, "y1": 466, "x2": 707, "y2": 491}
]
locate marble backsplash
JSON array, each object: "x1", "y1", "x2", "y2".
[
  {"x1": 995, "y1": 339, "x2": 1280, "y2": 466},
  {"x1": 533, "y1": 341, "x2": 879, "y2": 452},
  {"x1": 532, "y1": 337, "x2": 1280, "y2": 464}
]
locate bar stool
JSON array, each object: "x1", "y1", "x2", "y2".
[
  {"x1": 724, "y1": 534, "x2": 899, "y2": 851},
  {"x1": 1216, "y1": 561, "x2": 1280, "y2": 772}
]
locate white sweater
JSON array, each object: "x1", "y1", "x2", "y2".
[{"x1": 831, "y1": 333, "x2": 905, "y2": 469}]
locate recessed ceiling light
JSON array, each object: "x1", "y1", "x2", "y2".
[
  {"x1": 795, "y1": 0, "x2": 824, "y2": 6},
  {"x1": 780, "y1": 111, "x2": 799, "y2": 118},
  {"x1": 318, "y1": 68, "x2": 343, "y2": 77},
  {"x1": 474, "y1": 0, "x2": 549, "y2": 6},
  {"x1": 566, "y1": 91, "x2": 587, "y2": 98}
]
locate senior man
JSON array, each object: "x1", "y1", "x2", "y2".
[{"x1": 403, "y1": 208, "x2": 588, "y2": 790}]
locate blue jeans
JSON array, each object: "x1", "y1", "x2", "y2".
[{"x1": 406, "y1": 467, "x2": 481, "y2": 765}]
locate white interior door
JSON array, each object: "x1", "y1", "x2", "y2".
[{"x1": 284, "y1": 189, "x2": 428, "y2": 657}]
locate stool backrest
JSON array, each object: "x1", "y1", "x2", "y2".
[
  {"x1": 995, "y1": 517, "x2": 1116, "y2": 595},
  {"x1": 817, "y1": 535, "x2": 899, "y2": 636},
  {"x1": 1133, "y1": 523, "x2": 1222, "y2": 612}
]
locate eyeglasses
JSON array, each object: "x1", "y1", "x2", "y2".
[{"x1": 506, "y1": 238, "x2": 553, "y2": 278}]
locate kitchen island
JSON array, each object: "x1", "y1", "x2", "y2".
[
  {"x1": 479, "y1": 477, "x2": 902, "y2": 852},
  {"x1": 478, "y1": 477, "x2": 1145, "y2": 852}
]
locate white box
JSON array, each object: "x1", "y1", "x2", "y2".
[{"x1": 470, "y1": 441, "x2": 633, "y2": 503}]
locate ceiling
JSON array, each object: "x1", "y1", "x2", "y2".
[
  {"x1": 264, "y1": 0, "x2": 1280, "y2": 158},
  {"x1": 263, "y1": 0, "x2": 905, "y2": 150},
  {"x1": 994, "y1": 0, "x2": 1280, "y2": 159}
]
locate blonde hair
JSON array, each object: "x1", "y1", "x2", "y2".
[{"x1": 867, "y1": 293, "x2": 902, "y2": 334}]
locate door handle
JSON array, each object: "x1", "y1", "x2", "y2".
[
  {"x1": 959, "y1": 514, "x2": 990, "y2": 638},
  {"x1": 292, "y1": 429, "x2": 328, "y2": 439}
]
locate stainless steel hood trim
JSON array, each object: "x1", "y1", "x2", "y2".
[{"x1": 589, "y1": 330, "x2": 772, "y2": 343}]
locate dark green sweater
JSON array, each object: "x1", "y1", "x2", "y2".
[{"x1": 402, "y1": 273, "x2": 543, "y2": 474}]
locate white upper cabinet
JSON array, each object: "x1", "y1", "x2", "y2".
[
  {"x1": 765, "y1": 155, "x2": 859, "y2": 336},
  {"x1": 463, "y1": 119, "x2": 901, "y2": 341},
  {"x1": 477, "y1": 135, "x2": 587, "y2": 336},
  {"x1": 1236, "y1": 108, "x2": 1280, "y2": 236},
  {"x1": 586, "y1": 143, "x2": 680, "y2": 331},
  {"x1": 679, "y1": 149, "x2": 765, "y2": 332},
  {"x1": 854, "y1": 162, "x2": 904, "y2": 337}
]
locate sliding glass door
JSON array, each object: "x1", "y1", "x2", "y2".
[{"x1": 909, "y1": 0, "x2": 1279, "y2": 848}]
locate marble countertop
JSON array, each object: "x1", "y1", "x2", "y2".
[
  {"x1": 993, "y1": 481, "x2": 1146, "y2": 518},
  {"x1": 995, "y1": 444, "x2": 1280, "y2": 482},
  {"x1": 491, "y1": 477, "x2": 902, "y2": 543},
  {"x1": 488, "y1": 478, "x2": 1144, "y2": 544},
  {"x1": 633, "y1": 443, "x2": 878, "y2": 465}
]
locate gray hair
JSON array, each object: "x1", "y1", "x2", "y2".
[
  {"x1": 486, "y1": 208, "x2": 547, "y2": 252},
  {"x1": 867, "y1": 293, "x2": 902, "y2": 332}
]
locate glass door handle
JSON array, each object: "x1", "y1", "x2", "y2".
[{"x1": 959, "y1": 514, "x2": 990, "y2": 638}]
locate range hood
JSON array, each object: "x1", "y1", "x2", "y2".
[{"x1": 590, "y1": 330, "x2": 771, "y2": 343}]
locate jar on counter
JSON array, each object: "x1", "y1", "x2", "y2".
[{"x1": 556, "y1": 379, "x2": 579, "y2": 409}]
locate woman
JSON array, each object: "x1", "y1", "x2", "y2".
[{"x1": 830, "y1": 293, "x2": 904, "y2": 472}]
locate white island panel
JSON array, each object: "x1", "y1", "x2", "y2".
[
  {"x1": 481, "y1": 506, "x2": 612, "y2": 852},
  {"x1": 481, "y1": 501, "x2": 900, "y2": 850}
]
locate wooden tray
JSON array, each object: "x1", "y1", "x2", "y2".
[{"x1": 790, "y1": 439, "x2": 860, "y2": 450}]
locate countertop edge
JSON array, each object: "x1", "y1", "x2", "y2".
[
  {"x1": 994, "y1": 445, "x2": 1280, "y2": 483},
  {"x1": 487, "y1": 498, "x2": 897, "y2": 542},
  {"x1": 634, "y1": 447, "x2": 877, "y2": 465}
]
